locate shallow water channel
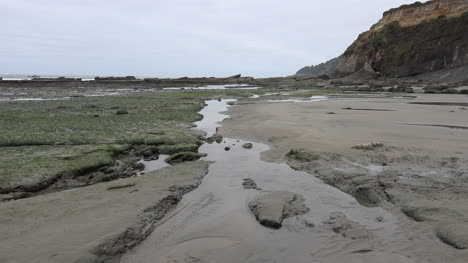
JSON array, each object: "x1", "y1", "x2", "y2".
[{"x1": 122, "y1": 99, "x2": 401, "y2": 263}]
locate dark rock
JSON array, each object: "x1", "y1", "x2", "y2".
[
  {"x1": 242, "y1": 178, "x2": 260, "y2": 190},
  {"x1": 142, "y1": 150, "x2": 153, "y2": 158},
  {"x1": 228, "y1": 74, "x2": 242, "y2": 78},
  {"x1": 132, "y1": 163, "x2": 145, "y2": 171},
  {"x1": 116, "y1": 110, "x2": 129, "y2": 115},
  {"x1": 95, "y1": 76, "x2": 137, "y2": 81},
  {"x1": 242, "y1": 143, "x2": 253, "y2": 149}
]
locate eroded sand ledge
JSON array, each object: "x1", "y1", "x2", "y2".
[
  {"x1": 0, "y1": 161, "x2": 210, "y2": 263},
  {"x1": 220, "y1": 93, "x2": 468, "y2": 262}
]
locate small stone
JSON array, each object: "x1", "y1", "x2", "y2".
[
  {"x1": 242, "y1": 178, "x2": 260, "y2": 190},
  {"x1": 132, "y1": 163, "x2": 145, "y2": 171},
  {"x1": 303, "y1": 220, "x2": 315, "y2": 228},
  {"x1": 242, "y1": 143, "x2": 253, "y2": 149},
  {"x1": 142, "y1": 150, "x2": 153, "y2": 158},
  {"x1": 224, "y1": 147, "x2": 231, "y2": 151}
]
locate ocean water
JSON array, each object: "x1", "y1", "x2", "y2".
[{"x1": 0, "y1": 74, "x2": 96, "y2": 81}]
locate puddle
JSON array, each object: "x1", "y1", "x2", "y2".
[
  {"x1": 193, "y1": 99, "x2": 236, "y2": 137},
  {"x1": 409, "y1": 102, "x2": 468, "y2": 107},
  {"x1": 401, "y1": 123, "x2": 468, "y2": 130},
  {"x1": 136, "y1": 155, "x2": 170, "y2": 176},
  {"x1": 163, "y1": 84, "x2": 260, "y2": 90},
  {"x1": 122, "y1": 99, "x2": 401, "y2": 263},
  {"x1": 249, "y1": 92, "x2": 296, "y2": 99},
  {"x1": 268, "y1": 95, "x2": 328, "y2": 103}
]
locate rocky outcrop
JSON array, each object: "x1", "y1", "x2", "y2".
[
  {"x1": 337, "y1": 0, "x2": 468, "y2": 79},
  {"x1": 294, "y1": 57, "x2": 339, "y2": 78},
  {"x1": 249, "y1": 191, "x2": 309, "y2": 228},
  {"x1": 143, "y1": 75, "x2": 254, "y2": 84},
  {"x1": 95, "y1": 76, "x2": 137, "y2": 81}
]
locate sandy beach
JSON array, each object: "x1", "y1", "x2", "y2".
[{"x1": 215, "y1": 93, "x2": 468, "y2": 262}]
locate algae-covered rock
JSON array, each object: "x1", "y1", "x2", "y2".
[
  {"x1": 116, "y1": 110, "x2": 129, "y2": 115},
  {"x1": 242, "y1": 143, "x2": 253, "y2": 149},
  {"x1": 286, "y1": 148, "x2": 321, "y2": 162}
]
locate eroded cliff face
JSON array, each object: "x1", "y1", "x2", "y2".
[{"x1": 337, "y1": 0, "x2": 468, "y2": 77}]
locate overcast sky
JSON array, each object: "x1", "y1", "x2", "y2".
[{"x1": 2, "y1": 0, "x2": 415, "y2": 78}]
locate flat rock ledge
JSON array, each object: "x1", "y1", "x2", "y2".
[{"x1": 248, "y1": 190, "x2": 309, "y2": 228}]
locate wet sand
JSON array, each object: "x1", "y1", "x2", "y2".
[
  {"x1": 0, "y1": 162, "x2": 209, "y2": 263},
  {"x1": 221, "y1": 94, "x2": 468, "y2": 160},
  {"x1": 217, "y1": 93, "x2": 468, "y2": 262},
  {"x1": 120, "y1": 97, "x2": 468, "y2": 263}
]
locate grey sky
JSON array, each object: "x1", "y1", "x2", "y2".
[{"x1": 2, "y1": 0, "x2": 414, "y2": 77}]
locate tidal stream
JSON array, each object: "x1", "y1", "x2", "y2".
[{"x1": 121, "y1": 99, "x2": 402, "y2": 263}]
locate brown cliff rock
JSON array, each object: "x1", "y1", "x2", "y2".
[{"x1": 337, "y1": 0, "x2": 468, "y2": 79}]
